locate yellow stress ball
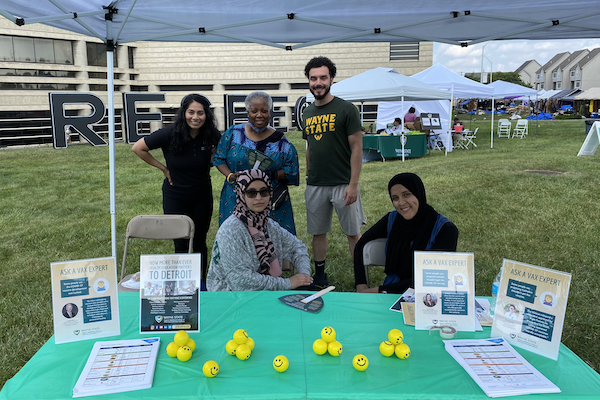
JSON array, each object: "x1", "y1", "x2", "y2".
[
  {"x1": 327, "y1": 340, "x2": 343, "y2": 357},
  {"x1": 176, "y1": 345, "x2": 193, "y2": 362},
  {"x1": 233, "y1": 329, "x2": 249, "y2": 344},
  {"x1": 202, "y1": 360, "x2": 219, "y2": 378},
  {"x1": 235, "y1": 344, "x2": 251, "y2": 360},
  {"x1": 245, "y1": 337, "x2": 255, "y2": 351},
  {"x1": 166, "y1": 342, "x2": 180, "y2": 358},
  {"x1": 388, "y1": 328, "x2": 404, "y2": 345},
  {"x1": 174, "y1": 330, "x2": 190, "y2": 346},
  {"x1": 352, "y1": 354, "x2": 369, "y2": 371},
  {"x1": 379, "y1": 341, "x2": 395, "y2": 357},
  {"x1": 185, "y1": 338, "x2": 196, "y2": 352},
  {"x1": 321, "y1": 326, "x2": 336, "y2": 343},
  {"x1": 226, "y1": 340, "x2": 239, "y2": 355},
  {"x1": 313, "y1": 338, "x2": 328, "y2": 355},
  {"x1": 395, "y1": 343, "x2": 411, "y2": 359},
  {"x1": 273, "y1": 355, "x2": 289, "y2": 373}
]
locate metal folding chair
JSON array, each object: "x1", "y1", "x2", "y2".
[
  {"x1": 512, "y1": 119, "x2": 528, "y2": 138},
  {"x1": 362, "y1": 239, "x2": 387, "y2": 287},
  {"x1": 119, "y1": 215, "x2": 195, "y2": 291}
]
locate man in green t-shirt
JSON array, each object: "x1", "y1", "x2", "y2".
[{"x1": 302, "y1": 56, "x2": 366, "y2": 288}]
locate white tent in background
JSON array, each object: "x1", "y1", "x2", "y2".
[
  {"x1": 411, "y1": 64, "x2": 493, "y2": 99},
  {"x1": 411, "y1": 64, "x2": 493, "y2": 153},
  {"x1": 3, "y1": 0, "x2": 600, "y2": 258}
]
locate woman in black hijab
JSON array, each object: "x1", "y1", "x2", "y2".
[{"x1": 354, "y1": 173, "x2": 458, "y2": 293}]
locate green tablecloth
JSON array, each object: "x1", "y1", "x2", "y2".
[
  {"x1": 362, "y1": 134, "x2": 427, "y2": 161},
  {"x1": 2, "y1": 291, "x2": 600, "y2": 399}
]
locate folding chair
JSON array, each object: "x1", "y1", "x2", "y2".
[
  {"x1": 463, "y1": 127, "x2": 479, "y2": 148},
  {"x1": 512, "y1": 119, "x2": 528, "y2": 138},
  {"x1": 497, "y1": 119, "x2": 511, "y2": 138},
  {"x1": 362, "y1": 239, "x2": 387, "y2": 287},
  {"x1": 119, "y1": 215, "x2": 195, "y2": 292}
]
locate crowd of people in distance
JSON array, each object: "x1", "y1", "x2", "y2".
[{"x1": 132, "y1": 56, "x2": 459, "y2": 294}]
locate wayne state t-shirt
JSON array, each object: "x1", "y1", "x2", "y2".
[{"x1": 302, "y1": 97, "x2": 362, "y2": 186}]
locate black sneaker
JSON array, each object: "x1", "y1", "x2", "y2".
[{"x1": 312, "y1": 273, "x2": 330, "y2": 289}]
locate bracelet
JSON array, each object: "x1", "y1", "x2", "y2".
[{"x1": 227, "y1": 173, "x2": 235, "y2": 183}]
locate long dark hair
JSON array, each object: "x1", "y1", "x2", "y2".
[{"x1": 170, "y1": 94, "x2": 221, "y2": 153}]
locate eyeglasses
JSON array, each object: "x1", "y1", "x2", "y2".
[{"x1": 244, "y1": 188, "x2": 271, "y2": 198}]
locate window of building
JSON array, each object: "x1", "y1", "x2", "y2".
[
  {"x1": 389, "y1": 42, "x2": 419, "y2": 61},
  {"x1": 0, "y1": 69, "x2": 76, "y2": 77},
  {"x1": 552, "y1": 71, "x2": 559, "y2": 79},
  {"x1": 0, "y1": 35, "x2": 73, "y2": 64},
  {"x1": 128, "y1": 47, "x2": 135, "y2": 69},
  {"x1": 291, "y1": 83, "x2": 309, "y2": 90},
  {"x1": 86, "y1": 42, "x2": 118, "y2": 67},
  {"x1": 89, "y1": 84, "x2": 108, "y2": 91},
  {"x1": 540, "y1": 83, "x2": 544, "y2": 89},
  {"x1": 160, "y1": 85, "x2": 214, "y2": 91},
  {"x1": 130, "y1": 85, "x2": 148, "y2": 92},
  {"x1": 574, "y1": 81, "x2": 581, "y2": 88},
  {"x1": 0, "y1": 82, "x2": 78, "y2": 90},
  {"x1": 556, "y1": 82, "x2": 562, "y2": 89},
  {"x1": 223, "y1": 84, "x2": 277, "y2": 91},
  {"x1": 536, "y1": 73, "x2": 542, "y2": 80},
  {"x1": 570, "y1": 70, "x2": 576, "y2": 78},
  {"x1": 0, "y1": 36, "x2": 14, "y2": 61}
]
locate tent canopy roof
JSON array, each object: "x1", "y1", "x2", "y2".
[
  {"x1": 488, "y1": 80, "x2": 538, "y2": 99},
  {"x1": 305, "y1": 67, "x2": 452, "y2": 103},
  {"x1": 574, "y1": 87, "x2": 600, "y2": 100},
  {"x1": 2, "y1": 0, "x2": 600, "y2": 50},
  {"x1": 411, "y1": 64, "x2": 493, "y2": 99}
]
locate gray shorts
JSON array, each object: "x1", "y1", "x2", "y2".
[{"x1": 305, "y1": 184, "x2": 366, "y2": 236}]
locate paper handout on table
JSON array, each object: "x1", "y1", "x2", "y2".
[
  {"x1": 491, "y1": 259, "x2": 571, "y2": 360},
  {"x1": 443, "y1": 337, "x2": 560, "y2": 398},
  {"x1": 73, "y1": 337, "x2": 160, "y2": 398}
]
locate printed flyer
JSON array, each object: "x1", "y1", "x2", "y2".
[
  {"x1": 50, "y1": 257, "x2": 120, "y2": 344},
  {"x1": 491, "y1": 259, "x2": 571, "y2": 360},
  {"x1": 414, "y1": 251, "x2": 475, "y2": 331},
  {"x1": 140, "y1": 254, "x2": 201, "y2": 333}
]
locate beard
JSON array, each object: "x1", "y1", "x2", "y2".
[{"x1": 310, "y1": 84, "x2": 330, "y2": 101}]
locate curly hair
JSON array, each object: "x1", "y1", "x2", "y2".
[
  {"x1": 170, "y1": 94, "x2": 221, "y2": 154},
  {"x1": 304, "y1": 56, "x2": 336, "y2": 79}
]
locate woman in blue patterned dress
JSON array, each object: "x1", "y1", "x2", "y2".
[{"x1": 213, "y1": 91, "x2": 300, "y2": 234}]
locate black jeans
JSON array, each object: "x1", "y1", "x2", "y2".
[{"x1": 162, "y1": 182, "x2": 213, "y2": 282}]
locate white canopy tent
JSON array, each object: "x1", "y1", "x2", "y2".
[
  {"x1": 411, "y1": 64, "x2": 493, "y2": 153},
  {"x1": 487, "y1": 80, "x2": 539, "y2": 147},
  {"x1": 3, "y1": 0, "x2": 600, "y2": 258}
]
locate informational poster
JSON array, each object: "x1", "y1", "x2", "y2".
[
  {"x1": 491, "y1": 259, "x2": 571, "y2": 360},
  {"x1": 140, "y1": 254, "x2": 200, "y2": 333},
  {"x1": 50, "y1": 257, "x2": 120, "y2": 344},
  {"x1": 414, "y1": 252, "x2": 476, "y2": 331}
]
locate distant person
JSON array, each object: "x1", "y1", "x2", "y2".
[
  {"x1": 354, "y1": 173, "x2": 458, "y2": 294},
  {"x1": 302, "y1": 56, "x2": 366, "y2": 288},
  {"x1": 387, "y1": 117, "x2": 403, "y2": 134},
  {"x1": 404, "y1": 107, "x2": 417, "y2": 123},
  {"x1": 207, "y1": 169, "x2": 313, "y2": 291},
  {"x1": 132, "y1": 94, "x2": 221, "y2": 284},
  {"x1": 62, "y1": 303, "x2": 78, "y2": 318}
]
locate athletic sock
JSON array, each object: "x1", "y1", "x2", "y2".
[{"x1": 314, "y1": 260, "x2": 326, "y2": 277}]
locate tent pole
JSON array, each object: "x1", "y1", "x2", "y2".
[
  {"x1": 446, "y1": 89, "x2": 453, "y2": 156},
  {"x1": 106, "y1": 24, "x2": 117, "y2": 259},
  {"x1": 491, "y1": 97, "x2": 495, "y2": 148},
  {"x1": 401, "y1": 96, "x2": 405, "y2": 162}
]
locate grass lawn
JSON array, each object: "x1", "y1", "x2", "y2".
[{"x1": 1, "y1": 118, "x2": 599, "y2": 388}]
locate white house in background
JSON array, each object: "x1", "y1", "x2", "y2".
[
  {"x1": 551, "y1": 49, "x2": 589, "y2": 90},
  {"x1": 569, "y1": 48, "x2": 600, "y2": 90},
  {"x1": 515, "y1": 60, "x2": 541, "y2": 87},
  {"x1": 534, "y1": 52, "x2": 570, "y2": 91},
  {"x1": 534, "y1": 51, "x2": 571, "y2": 91}
]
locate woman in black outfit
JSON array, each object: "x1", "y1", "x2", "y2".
[
  {"x1": 354, "y1": 172, "x2": 458, "y2": 294},
  {"x1": 132, "y1": 94, "x2": 221, "y2": 284}
]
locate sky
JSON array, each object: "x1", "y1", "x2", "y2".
[{"x1": 433, "y1": 39, "x2": 600, "y2": 77}]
